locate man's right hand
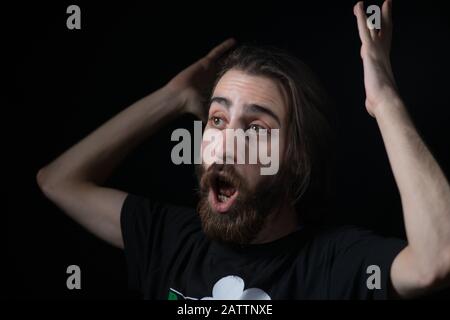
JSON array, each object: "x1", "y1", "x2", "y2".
[{"x1": 166, "y1": 38, "x2": 236, "y2": 122}]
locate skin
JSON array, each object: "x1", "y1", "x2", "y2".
[
  {"x1": 37, "y1": 0, "x2": 450, "y2": 298},
  {"x1": 205, "y1": 69, "x2": 288, "y2": 191}
]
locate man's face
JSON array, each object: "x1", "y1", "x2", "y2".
[{"x1": 197, "y1": 69, "x2": 289, "y2": 244}]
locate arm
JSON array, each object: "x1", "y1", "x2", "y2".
[
  {"x1": 36, "y1": 39, "x2": 235, "y2": 248},
  {"x1": 354, "y1": 0, "x2": 450, "y2": 297}
]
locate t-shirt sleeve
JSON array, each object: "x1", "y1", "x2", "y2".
[
  {"x1": 120, "y1": 193, "x2": 200, "y2": 293},
  {"x1": 328, "y1": 226, "x2": 407, "y2": 300}
]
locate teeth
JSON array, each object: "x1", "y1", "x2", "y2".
[{"x1": 218, "y1": 194, "x2": 229, "y2": 203}]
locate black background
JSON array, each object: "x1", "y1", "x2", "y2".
[{"x1": 8, "y1": 0, "x2": 450, "y2": 299}]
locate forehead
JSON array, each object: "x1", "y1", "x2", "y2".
[{"x1": 213, "y1": 69, "x2": 288, "y2": 117}]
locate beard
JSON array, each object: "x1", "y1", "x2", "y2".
[{"x1": 196, "y1": 163, "x2": 288, "y2": 245}]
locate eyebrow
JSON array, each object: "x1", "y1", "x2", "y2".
[{"x1": 210, "y1": 96, "x2": 281, "y2": 126}]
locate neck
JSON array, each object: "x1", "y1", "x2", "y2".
[{"x1": 251, "y1": 204, "x2": 299, "y2": 244}]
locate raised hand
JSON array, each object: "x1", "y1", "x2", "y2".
[
  {"x1": 354, "y1": 0, "x2": 399, "y2": 117},
  {"x1": 166, "y1": 38, "x2": 236, "y2": 122}
]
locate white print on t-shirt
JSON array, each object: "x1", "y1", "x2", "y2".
[
  {"x1": 169, "y1": 275, "x2": 271, "y2": 300},
  {"x1": 201, "y1": 275, "x2": 271, "y2": 300}
]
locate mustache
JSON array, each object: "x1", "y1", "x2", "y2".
[{"x1": 198, "y1": 163, "x2": 244, "y2": 195}]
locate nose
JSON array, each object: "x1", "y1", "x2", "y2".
[{"x1": 216, "y1": 129, "x2": 237, "y2": 164}]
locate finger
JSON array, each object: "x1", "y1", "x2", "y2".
[
  {"x1": 370, "y1": 28, "x2": 378, "y2": 40},
  {"x1": 381, "y1": 0, "x2": 393, "y2": 49},
  {"x1": 354, "y1": 1, "x2": 371, "y2": 44},
  {"x1": 206, "y1": 38, "x2": 237, "y2": 61},
  {"x1": 195, "y1": 100, "x2": 208, "y2": 123}
]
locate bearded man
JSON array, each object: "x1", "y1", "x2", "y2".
[{"x1": 37, "y1": 1, "x2": 450, "y2": 299}]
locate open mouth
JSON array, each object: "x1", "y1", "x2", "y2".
[{"x1": 208, "y1": 174, "x2": 239, "y2": 214}]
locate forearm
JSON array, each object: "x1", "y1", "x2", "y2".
[
  {"x1": 374, "y1": 95, "x2": 450, "y2": 280},
  {"x1": 35, "y1": 39, "x2": 233, "y2": 247},
  {"x1": 38, "y1": 85, "x2": 184, "y2": 187}
]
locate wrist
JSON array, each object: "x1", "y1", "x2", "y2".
[
  {"x1": 160, "y1": 84, "x2": 190, "y2": 116},
  {"x1": 372, "y1": 90, "x2": 404, "y2": 119}
]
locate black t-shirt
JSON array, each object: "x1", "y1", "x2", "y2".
[{"x1": 120, "y1": 194, "x2": 407, "y2": 300}]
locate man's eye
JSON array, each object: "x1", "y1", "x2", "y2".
[
  {"x1": 210, "y1": 116, "x2": 224, "y2": 127},
  {"x1": 248, "y1": 124, "x2": 265, "y2": 133}
]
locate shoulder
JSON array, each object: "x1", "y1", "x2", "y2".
[
  {"x1": 120, "y1": 193, "x2": 202, "y2": 245},
  {"x1": 121, "y1": 193, "x2": 198, "y2": 223},
  {"x1": 298, "y1": 224, "x2": 405, "y2": 257}
]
